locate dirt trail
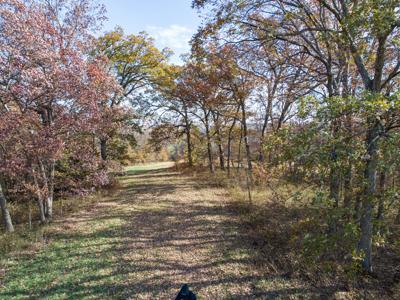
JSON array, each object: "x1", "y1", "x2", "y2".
[{"x1": 0, "y1": 163, "x2": 312, "y2": 299}]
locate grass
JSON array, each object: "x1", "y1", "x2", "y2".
[
  {"x1": 193, "y1": 167, "x2": 400, "y2": 299},
  {"x1": 1, "y1": 162, "x2": 396, "y2": 299},
  {"x1": 0, "y1": 162, "x2": 314, "y2": 299},
  {"x1": 124, "y1": 161, "x2": 175, "y2": 175},
  {"x1": 1, "y1": 222, "x2": 125, "y2": 299},
  {"x1": 0, "y1": 193, "x2": 102, "y2": 261},
  {"x1": 0, "y1": 195, "x2": 128, "y2": 299}
]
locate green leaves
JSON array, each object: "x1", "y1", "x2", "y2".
[{"x1": 95, "y1": 27, "x2": 171, "y2": 100}]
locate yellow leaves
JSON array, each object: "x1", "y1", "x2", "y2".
[
  {"x1": 94, "y1": 28, "x2": 173, "y2": 94},
  {"x1": 374, "y1": 97, "x2": 391, "y2": 111},
  {"x1": 97, "y1": 28, "x2": 167, "y2": 68},
  {"x1": 363, "y1": 92, "x2": 394, "y2": 115}
]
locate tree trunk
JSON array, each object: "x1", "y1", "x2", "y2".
[
  {"x1": 376, "y1": 171, "x2": 386, "y2": 221},
  {"x1": 358, "y1": 121, "x2": 380, "y2": 273},
  {"x1": 100, "y1": 138, "x2": 108, "y2": 161},
  {"x1": 0, "y1": 182, "x2": 14, "y2": 233},
  {"x1": 330, "y1": 165, "x2": 341, "y2": 207},
  {"x1": 237, "y1": 124, "x2": 243, "y2": 172},
  {"x1": 359, "y1": 200, "x2": 373, "y2": 273},
  {"x1": 329, "y1": 118, "x2": 341, "y2": 207},
  {"x1": 185, "y1": 125, "x2": 193, "y2": 167},
  {"x1": 396, "y1": 206, "x2": 400, "y2": 224},
  {"x1": 184, "y1": 108, "x2": 193, "y2": 167},
  {"x1": 343, "y1": 113, "x2": 353, "y2": 209},
  {"x1": 32, "y1": 166, "x2": 46, "y2": 223},
  {"x1": 227, "y1": 135, "x2": 232, "y2": 177},
  {"x1": 37, "y1": 197, "x2": 46, "y2": 224},
  {"x1": 39, "y1": 159, "x2": 54, "y2": 220},
  {"x1": 227, "y1": 107, "x2": 239, "y2": 177},
  {"x1": 258, "y1": 97, "x2": 272, "y2": 162},
  {"x1": 343, "y1": 161, "x2": 352, "y2": 209},
  {"x1": 45, "y1": 196, "x2": 53, "y2": 220},
  {"x1": 227, "y1": 119, "x2": 237, "y2": 177},
  {"x1": 204, "y1": 113, "x2": 214, "y2": 173},
  {"x1": 217, "y1": 142, "x2": 225, "y2": 171},
  {"x1": 241, "y1": 101, "x2": 252, "y2": 173},
  {"x1": 45, "y1": 159, "x2": 55, "y2": 220},
  {"x1": 29, "y1": 199, "x2": 32, "y2": 230},
  {"x1": 212, "y1": 111, "x2": 225, "y2": 171}
]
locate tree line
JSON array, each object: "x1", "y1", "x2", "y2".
[
  {"x1": 144, "y1": 0, "x2": 400, "y2": 274},
  {"x1": 0, "y1": 1, "x2": 169, "y2": 231},
  {"x1": 1, "y1": 0, "x2": 399, "y2": 276}
]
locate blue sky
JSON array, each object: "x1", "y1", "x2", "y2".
[{"x1": 100, "y1": 0, "x2": 202, "y2": 63}]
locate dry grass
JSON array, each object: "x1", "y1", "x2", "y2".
[
  {"x1": 0, "y1": 163, "x2": 313, "y2": 299},
  {"x1": 1, "y1": 162, "x2": 397, "y2": 299},
  {"x1": 190, "y1": 165, "x2": 400, "y2": 299}
]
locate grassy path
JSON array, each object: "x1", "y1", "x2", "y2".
[{"x1": 0, "y1": 163, "x2": 312, "y2": 299}]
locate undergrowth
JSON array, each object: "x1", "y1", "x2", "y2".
[
  {"x1": 181, "y1": 163, "x2": 400, "y2": 299},
  {"x1": 0, "y1": 186, "x2": 119, "y2": 262}
]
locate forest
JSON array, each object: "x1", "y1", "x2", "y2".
[{"x1": 0, "y1": 0, "x2": 400, "y2": 299}]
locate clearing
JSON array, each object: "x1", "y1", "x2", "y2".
[{"x1": 0, "y1": 163, "x2": 321, "y2": 299}]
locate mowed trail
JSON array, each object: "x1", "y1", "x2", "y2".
[
  {"x1": 109, "y1": 163, "x2": 264, "y2": 298},
  {"x1": 0, "y1": 163, "x2": 311, "y2": 299}
]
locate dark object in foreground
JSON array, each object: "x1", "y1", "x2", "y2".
[{"x1": 175, "y1": 284, "x2": 197, "y2": 300}]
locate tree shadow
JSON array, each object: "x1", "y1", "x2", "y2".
[{"x1": 0, "y1": 166, "x2": 351, "y2": 299}]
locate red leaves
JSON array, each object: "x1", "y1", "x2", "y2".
[{"x1": 0, "y1": 0, "x2": 119, "y2": 196}]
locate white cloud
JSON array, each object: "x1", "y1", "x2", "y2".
[{"x1": 146, "y1": 25, "x2": 195, "y2": 64}]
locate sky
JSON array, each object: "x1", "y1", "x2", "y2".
[{"x1": 100, "y1": 0, "x2": 202, "y2": 64}]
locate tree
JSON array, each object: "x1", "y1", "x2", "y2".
[
  {"x1": 177, "y1": 61, "x2": 219, "y2": 172},
  {"x1": 137, "y1": 64, "x2": 198, "y2": 167},
  {"x1": 0, "y1": 181, "x2": 14, "y2": 232},
  {"x1": 210, "y1": 45, "x2": 256, "y2": 175},
  {"x1": 318, "y1": 0, "x2": 400, "y2": 274},
  {"x1": 0, "y1": 0, "x2": 118, "y2": 223},
  {"x1": 95, "y1": 27, "x2": 171, "y2": 161},
  {"x1": 193, "y1": 0, "x2": 400, "y2": 272}
]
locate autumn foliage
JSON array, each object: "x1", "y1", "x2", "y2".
[{"x1": 0, "y1": 0, "x2": 121, "y2": 226}]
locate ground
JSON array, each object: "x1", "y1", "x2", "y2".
[{"x1": 0, "y1": 163, "x2": 321, "y2": 299}]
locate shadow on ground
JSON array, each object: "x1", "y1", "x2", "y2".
[{"x1": 0, "y1": 165, "x2": 342, "y2": 299}]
